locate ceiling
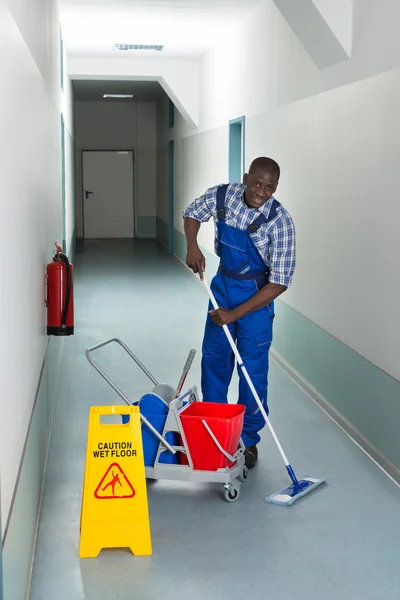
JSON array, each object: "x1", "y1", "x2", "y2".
[
  {"x1": 73, "y1": 80, "x2": 165, "y2": 102},
  {"x1": 60, "y1": 0, "x2": 260, "y2": 60}
]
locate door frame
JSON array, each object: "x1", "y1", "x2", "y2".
[
  {"x1": 80, "y1": 149, "x2": 136, "y2": 240},
  {"x1": 229, "y1": 116, "x2": 245, "y2": 183}
]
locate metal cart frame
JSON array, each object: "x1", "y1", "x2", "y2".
[{"x1": 86, "y1": 338, "x2": 248, "y2": 502}]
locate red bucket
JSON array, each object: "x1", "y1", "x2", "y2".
[{"x1": 180, "y1": 402, "x2": 245, "y2": 471}]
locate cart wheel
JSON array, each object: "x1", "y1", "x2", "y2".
[
  {"x1": 224, "y1": 485, "x2": 240, "y2": 503},
  {"x1": 238, "y1": 466, "x2": 249, "y2": 482}
]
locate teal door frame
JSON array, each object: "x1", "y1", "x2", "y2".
[
  {"x1": 61, "y1": 115, "x2": 66, "y2": 252},
  {"x1": 168, "y1": 140, "x2": 175, "y2": 254},
  {"x1": 229, "y1": 116, "x2": 245, "y2": 183}
]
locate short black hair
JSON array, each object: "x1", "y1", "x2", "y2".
[{"x1": 248, "y1": 157, "x2": 280, "y2": 180}]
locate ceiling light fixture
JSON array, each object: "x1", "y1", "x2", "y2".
[
  {"x1": 103, "y1": 94, "x2": 134, "y2": 99},
  {"x1": 114, "y1": 44, "x2": 164, "y2": 52}
]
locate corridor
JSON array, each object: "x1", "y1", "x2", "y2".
[{"x1": 29, "y1": 241, "x2": 400, "y2": 600}]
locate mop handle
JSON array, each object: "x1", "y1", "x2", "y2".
[
  {"x1": 203, "y1": 276, "x2": 291, "y2": 468},
  {"x1": 175, "y1": 349, "x2": 196, "y2": 397}
]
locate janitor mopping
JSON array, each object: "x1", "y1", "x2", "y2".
[{"x1": 183, "y1": 157, "x2": 296, "y2": 470}]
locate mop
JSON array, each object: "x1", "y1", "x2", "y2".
[{"x1": 202, "y1": 276, "x2": 326, "y2": 506}]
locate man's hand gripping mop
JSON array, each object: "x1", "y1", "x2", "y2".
[{"x1": 202, "y1": 276, "x2": 327, "y2": 506}]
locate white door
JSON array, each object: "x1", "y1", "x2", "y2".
[{"x1": 83, "y1": 150, "x2": 135, "y2": 239}]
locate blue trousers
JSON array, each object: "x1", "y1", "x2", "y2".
[{"x1": 201, "y1": 273, "x2": 273, "y2": 447}]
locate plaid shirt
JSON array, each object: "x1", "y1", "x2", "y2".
[{"x1": 183, "y1": 183, "x2": 296, "y2": 287}]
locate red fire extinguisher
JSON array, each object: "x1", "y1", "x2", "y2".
[{"x1": 46, "y1": 242, "x2": 74, "y2": 336}]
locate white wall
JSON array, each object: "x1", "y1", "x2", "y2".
[
  {"x1": 0, "y1": 0, "x2": 71, "y2": 533},
  {"x1": 74, "y1": 100, "x2": 157, "y2": 238},
  {"x1": 69, "y1": 57, "x2": 200, "y2": 127},
  {"x1": 168, "y1": 0, "x2": 400, "y2": 382},
  {"x1": 175, "y1": 0, "x2": 400, "y2": 137},
  {"x1": 61, "y1": 37, "x2": 75, "y2": 252}
]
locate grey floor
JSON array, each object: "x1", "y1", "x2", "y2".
[{"x1": 30, "y1": 240, "x2": 400, "y2": 600}]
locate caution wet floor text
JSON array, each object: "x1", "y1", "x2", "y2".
[{"x1": 79, "y1": 405, "x2": 152, "y2": 558}]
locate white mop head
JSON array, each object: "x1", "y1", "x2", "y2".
[{"x1": 265, "y1": 476, "x2": 327, "y2": 506}]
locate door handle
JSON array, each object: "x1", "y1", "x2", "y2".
[{"x1": 85, "y1": 190, "x2": 93, "y2": 200}]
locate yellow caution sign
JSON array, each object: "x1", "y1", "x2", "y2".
[{"x1": 79, "y1": 405, "x2": 152, "y2": 558}]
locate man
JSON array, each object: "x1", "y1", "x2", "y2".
[{"x1": 183, "y1": 157, "x2": 296, "y2": 469}]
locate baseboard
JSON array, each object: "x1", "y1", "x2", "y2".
[
  {"x1": 270, "y1": 349, "x2": 400, "y2": 487},
  {"x1": 156, "y1": 217, "x2": 169, "y2": 251},
  {"x1": 2, "y1": 337, "x2": 64, "y2": 600},
  {"x1": 137, "y1": 216, "x2": 156, "y2": 238},
  {"x1": 25, "y1": 338, "x2": 63, "y2": 600}
]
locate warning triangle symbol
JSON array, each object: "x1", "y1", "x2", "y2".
[{"x1": 94, "y1": 462, "x2": 135, "y2": 500}]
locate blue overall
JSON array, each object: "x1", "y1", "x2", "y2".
[{"x1": 201, "y1": 185, "x2": 280, "y2": 447}]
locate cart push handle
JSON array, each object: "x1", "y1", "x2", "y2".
[
  {"x1": 86, "y1": 337, "x2": 158, "y2": 387},
  {"x1": 85, "y1": 337, "x2": 176, "y2": 455}
]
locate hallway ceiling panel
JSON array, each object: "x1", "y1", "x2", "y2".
[{"x1": 60, "y1": 0, "x2": 260, "y2": 59}]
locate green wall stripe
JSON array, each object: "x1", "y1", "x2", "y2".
[
  {"x1": 137, "y1": 216, "x2": 156, "y2": 238},
  {"x1": 2, "y1": 337, "x2": 63, "y2": 600},
  {"x1": 0, "y1": 495, "x2": 3, "y2": 599},
  {"x1": 156, "y1": 217, "x2": 169, "y2": 250},
  {"x1": 272, "y1": 302, "x2": 400, "y2": 471}
]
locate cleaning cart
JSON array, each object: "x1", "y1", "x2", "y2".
[{"x1": 85, "y1": 338, "x2": 248, "y2": 502}]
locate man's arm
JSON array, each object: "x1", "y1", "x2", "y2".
[
  {"x1": 184, "y1": 217, "x2": 206, "y2": 279},
  {"x1": 183, "y1": 186, "x2": 217, "y2": 279},
  {"x1": 210, "y1": 209, "x2": 296, "y2": 326},
  {"x1": 209, "y1": 283, "x2": 286, "y2": 325}
]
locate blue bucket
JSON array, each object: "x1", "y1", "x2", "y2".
[{"x1": 122, "y1": 393, "x2": 180, "y2": 466}]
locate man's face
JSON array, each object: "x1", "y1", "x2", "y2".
[{"x1": 243, "y1": 168, "x2": 279, "y2": 209}]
